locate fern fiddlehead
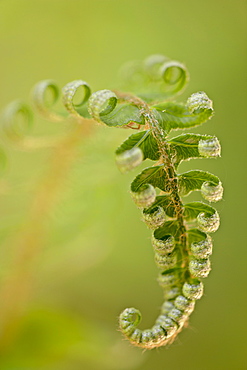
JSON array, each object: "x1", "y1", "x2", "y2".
[
  {"x1": 0, "y1": 79, "x2": 93, "y2": 151},
  {"x1": 87, "y1": 55, "x2": 223, "y2": 349},
  {"x1": 0, "y1": 54, "x2": 222, "y2": 350}
]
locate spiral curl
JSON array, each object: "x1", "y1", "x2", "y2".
[
  {"x1": 115, "y1": 147, "x2": 143, "y2": 174},
  {"x1": 88, "y1": 90, "x2": 117, "y2": 122},
  {"x1": 152, "y1": 234, "x2": 175, "y2": 254},
  {"x1": 131, "y1": 184, "x2": 156, "y2": 208},
  {"x1": 142, "y1": 206, "x2": 166, "y2": 229},
  {"x1": 186, "y1": 91, "x2": 213, "y2": 114},
  {"x1": 119, "y1": 278, "x2": 204, "y2": 348},
  {"x1": 190, "y1": 234, "x2": 213, "y2": 259},
  {"x1": 120, "y1": 54, "x2": 189, "y2": 103},
  {"x1": 157, "y1": 270, "x2": 180, "y2": 289},
  {"x1": 2, "y1": 100, "x2": 33, "y2": 141},
  {"x1": 1, "y1": 79, "x2": 93, "y2": 150},
  {"x1": 197, "y1": 211, "x2": 220, "y2": 233},
  {"x1": 62, "y1": 80, "x2": 91, "y2": 118},
  {"x1": 189, "y1": 258, "x2": 211, "y2": 278},
  {"x1": 32, "y1": 80, "x2": 64, "y2": 122},
  {"x1": 201, "y1": 181, "x2": 223, "y2": 202},
  {"x1": 198, "y1": 137, "x2": 221, "y2": 157}
]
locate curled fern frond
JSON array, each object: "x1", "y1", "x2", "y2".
[
  {"x1": 142, "y1": 206, "x2": 166, "y2": 229},
  {"x1": 184, "y1": 202, "x2": 220, "y2": 233},
  {"x1": 115, "y1": 147, "x2": 143, "y2": 173},
  {"x1": 182, "y1": 280, "x2": 204, "y2": 300},
  {"x1": 186, "y1": 91, "x2": 213, "y2": 114},
  {"x1": 169, "y1": 133, "x2": 221, "y2": 168},
  {"x1": 197, "y1": 210, "x2": 220, "y2": 233},
  {"x1": 157, "y1": 269, "x2": 180, "y2": 289},
  {"x1": 152, "y1": 234, "x2": 176, "y2": 254},
  {"x1": 1, "y1": 100, "x2": 64, "y2": 150},
  {"x1": 189, "y1": 258, "x2": 211, "y2": 278},
  {"x1": 87, "y1": 54, "x2": 223, "y2": 348},
  {"x1": 88, "y1": 89, "x2": 145, "y2": 127},
  {"x1": 88, "y1": 89, "x2": 117, "y2": 122},
  {"x1": 119, "y1": 54, "x2": 189, "y2": 103},
  {"x1": 32, "y1": 80, "x2": 65, "y2": 122},
  {"x1": 131, "y1": 184, "x2": 156, "y2": 208},
  {"x1": 198, "y1": 136, "x2": 221, "y2": 157},
  {"x1": 2, "y1": 100, "x2": 33, "y2": 139},
  {"x1": 1, "y1": 79, "x2": 94, "y2": 151},
  {"x1": 188, "y1": 229, "x2": 213, "y2": 259},
  {"x1": 178, "y1": 170, "x2": 223, "y2": 202},
  {"x1": 1, "y1": 54, "x2": 222, "y2": 350},
  {"x1": 201, "y1": 181, "x2": 223, "y2": 202},
  {"x1": 62, "y1": 80, "x2": 91, "y2": 119}
]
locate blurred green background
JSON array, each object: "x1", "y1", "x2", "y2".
[{"x1": 0, "y1": 0, "x2": 246, "y2": 369}]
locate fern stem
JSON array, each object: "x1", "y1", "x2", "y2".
[{"x1": 116, "y1": 91, "x2": 188, "y2": 269}]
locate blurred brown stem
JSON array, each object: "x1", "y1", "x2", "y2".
[{"x1": 0, "y1": 118, "x2": 95, "y2": 352}]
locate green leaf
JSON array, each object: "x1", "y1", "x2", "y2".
[
  {"x1": 88, "y1": 90, "x2": 145, "y2": 127},
  {"x1": 187, "y1": 229, "x2": 213, "y2": 259},
  {"x1": 184, "y1": 202, "x2": 220, "y2": 233},
  {"x1": 153, "y1": 220, "x2": 180, "y2": 240},
  {"x1": 184, "y1": 202, "x2": 217, "y2": 220},
  {"x1": 144, "y1": 195, "x2": 175, "y2": 218},
  {"x1": 187, "y1": 228, "x2": 208, "y2": 244},
  {"x1": 153, "y1": 92, "x2": 213, "y2": 132},
  {"x1": 178, "y1": 170, "x2": 221, "y2": 196},
  {"x1": 116, "y1": 130, "x2": 160, "y2": 161},
  {"x1": 100, "y1": 103, "x2": 145, "y2": 127},
  {"x1": 168, "y1": 133, "x2": 218, "y2": 167},
  {"x1": 131, "y1": 165, "x2": 169, "y2": 193}
]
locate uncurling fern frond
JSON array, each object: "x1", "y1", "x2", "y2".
[
  {"x1": 0, "y1": 79, "x2": 92, "y2": 150},
  {"x1": 87, "y1": 55, "x2": 223, "y2": 349},
  {"x1": 0, "y1": 54, "x2": 223, "y2": 350}
]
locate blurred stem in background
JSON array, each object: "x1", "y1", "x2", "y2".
[{"x1": 0, "y1": 119, "x2": 94, "y2": 353}]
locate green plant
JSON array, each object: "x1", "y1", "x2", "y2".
[
  {"x1": 0, "y1": 55, "x2": 222, "y2": 350},
  {"x1": 88, "y1": 55, "x2": 222, "y2": 349}
]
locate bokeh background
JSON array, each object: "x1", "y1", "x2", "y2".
[{"x1": 0, "y1": 0, "x2": 246, "y2": 369}]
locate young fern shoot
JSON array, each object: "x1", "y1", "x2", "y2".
[
  {"x1": 88, "y1": 55, "x2": 223, "y2": 349},
  {"x1": 1, "y1": 54, "x2": 222, "y2": 350}
]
